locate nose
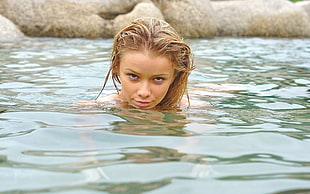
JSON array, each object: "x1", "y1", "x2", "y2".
[{"x1": 137, "y1": 81, "x2": 151, "y2": 98}]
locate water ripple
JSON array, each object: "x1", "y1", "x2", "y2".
[{"x1": 0, "y1": 37, "x2": 309, "y2": 193}]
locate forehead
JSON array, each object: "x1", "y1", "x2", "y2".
[{"x1": 119, "y1": 50, "x2": 175, "y2": 74}]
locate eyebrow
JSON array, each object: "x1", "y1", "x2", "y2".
[{"x1": 124, "y1": 68, "x2": 171, "y2": 77}]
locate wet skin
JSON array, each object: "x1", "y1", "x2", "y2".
[{"x1": 118, "y1": 51, "x2": 175, "y2": 109}]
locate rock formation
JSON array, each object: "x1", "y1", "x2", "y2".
[
  {"x1": 0, "y1": 0, "x2": 162, "y2": 38},
  {"x1": 0, "y1": 0, "x2": 309, "y2": 42},
  {"x1": 295, "y1": 1, "x2": 310, "y2": 17},
  {"x1": 0, "y1": 14, "x2": 24, "y2": 42},
  {"x1": 152, "y1": 0, "x2": 217, "y2": 37},
  {"x1": 212, "y1": 0, "x2": 310, "y2": 37}
]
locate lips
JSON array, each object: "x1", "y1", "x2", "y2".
[{"x1": 133, "y1": 100, "x2": 153, "y2": 108}]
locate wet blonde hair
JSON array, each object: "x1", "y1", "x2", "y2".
[{"x1": 96, "y1": 17, "x2": 194, "y2": 109}]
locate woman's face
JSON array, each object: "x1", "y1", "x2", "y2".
[{"x1": 118, "y1": 50, "x2": 175, "y2": 109}]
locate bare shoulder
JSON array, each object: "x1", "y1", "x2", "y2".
[
  {"x1": 181, "y1": 96, "x2": 211, "y2": 109},
  {"x1": 95, "y1": 94, "x2": 120, "y2": 103},
  {"x1": 190, "y1": 98, "x2": 211, "y2": 108},
  {"x1": 76, "y1": 94, "x2": 120, "y2": 106}
]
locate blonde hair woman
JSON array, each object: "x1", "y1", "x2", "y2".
[{"x1": 81, "y1": 17, "x2": 195, "y2": 110}]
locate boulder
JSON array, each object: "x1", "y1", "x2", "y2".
[
  {"x1": 1, "y1": 0, "x2": 308, "y2": 38},
  {"x1": 0, "y1": 14, "x2": 24, "y2": 42},
  {"x1": 0, "y1": 0, "x2": 163, "y2": 38},
  {"x1": 111, "y1": 2, "x2": 164, "y2": 35},
  {"x1": 296, "y1": 1, "x2": 310, "y2": 18},
  {"x1": 212, "y1": 0, "x2": 310, "y2": 37},
  {"x1": 60, "y1": 0, "x2": 145, "y2": 19},
  {"x1": 151, "y1": 0, "x2": 217, "y2": 38}
]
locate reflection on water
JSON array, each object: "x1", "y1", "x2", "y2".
[
  {"x1": 0, "y1": 37, "x2": 309, "y2": 193},
  {"x1": 107, "y1": 109, "x2": 191, "y2": 136}
]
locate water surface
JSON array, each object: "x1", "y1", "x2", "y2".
[{"x1": 0, "y1": 37, "x2": 309, "y2": 193}]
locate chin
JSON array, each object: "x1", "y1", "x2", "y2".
[{"x1": 129, "y1": 103, "x2": 155, "y2": 110}]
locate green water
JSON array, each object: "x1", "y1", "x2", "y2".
[{"x1": 0, "y1": 37, "x2": 309, "y2": 193}]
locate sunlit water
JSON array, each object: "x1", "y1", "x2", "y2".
[{"x1": 0, "y1": 37, "x2": 309, "y2": 194}]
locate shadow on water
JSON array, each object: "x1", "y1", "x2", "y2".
[
  {"x1": 96, "y1": 108, "x2": 192, "y2": 136},
  {"x1": 0, "y1": 109, "x2": 196, "y2": 138}
]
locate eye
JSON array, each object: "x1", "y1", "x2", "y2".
[
  {"x1": 153, "y1": 77, "x2": 165, "y2": 83},
  {"x1": 128, "y1": 73, "x2": 139, "y2": 80}
]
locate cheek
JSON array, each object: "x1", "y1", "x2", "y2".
[
  {"x1": 120, "y1": 79, "x2": 129, "y2": 91},
  {"x1": 158, "y1": 78, "x2": 175, "y2": 98},
  {"x1": 155, "y1": 83, "x2": 172, "y2": 97},
  {"x1": 120, "y1": 79, "x2": 136, "y2": 97}
]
